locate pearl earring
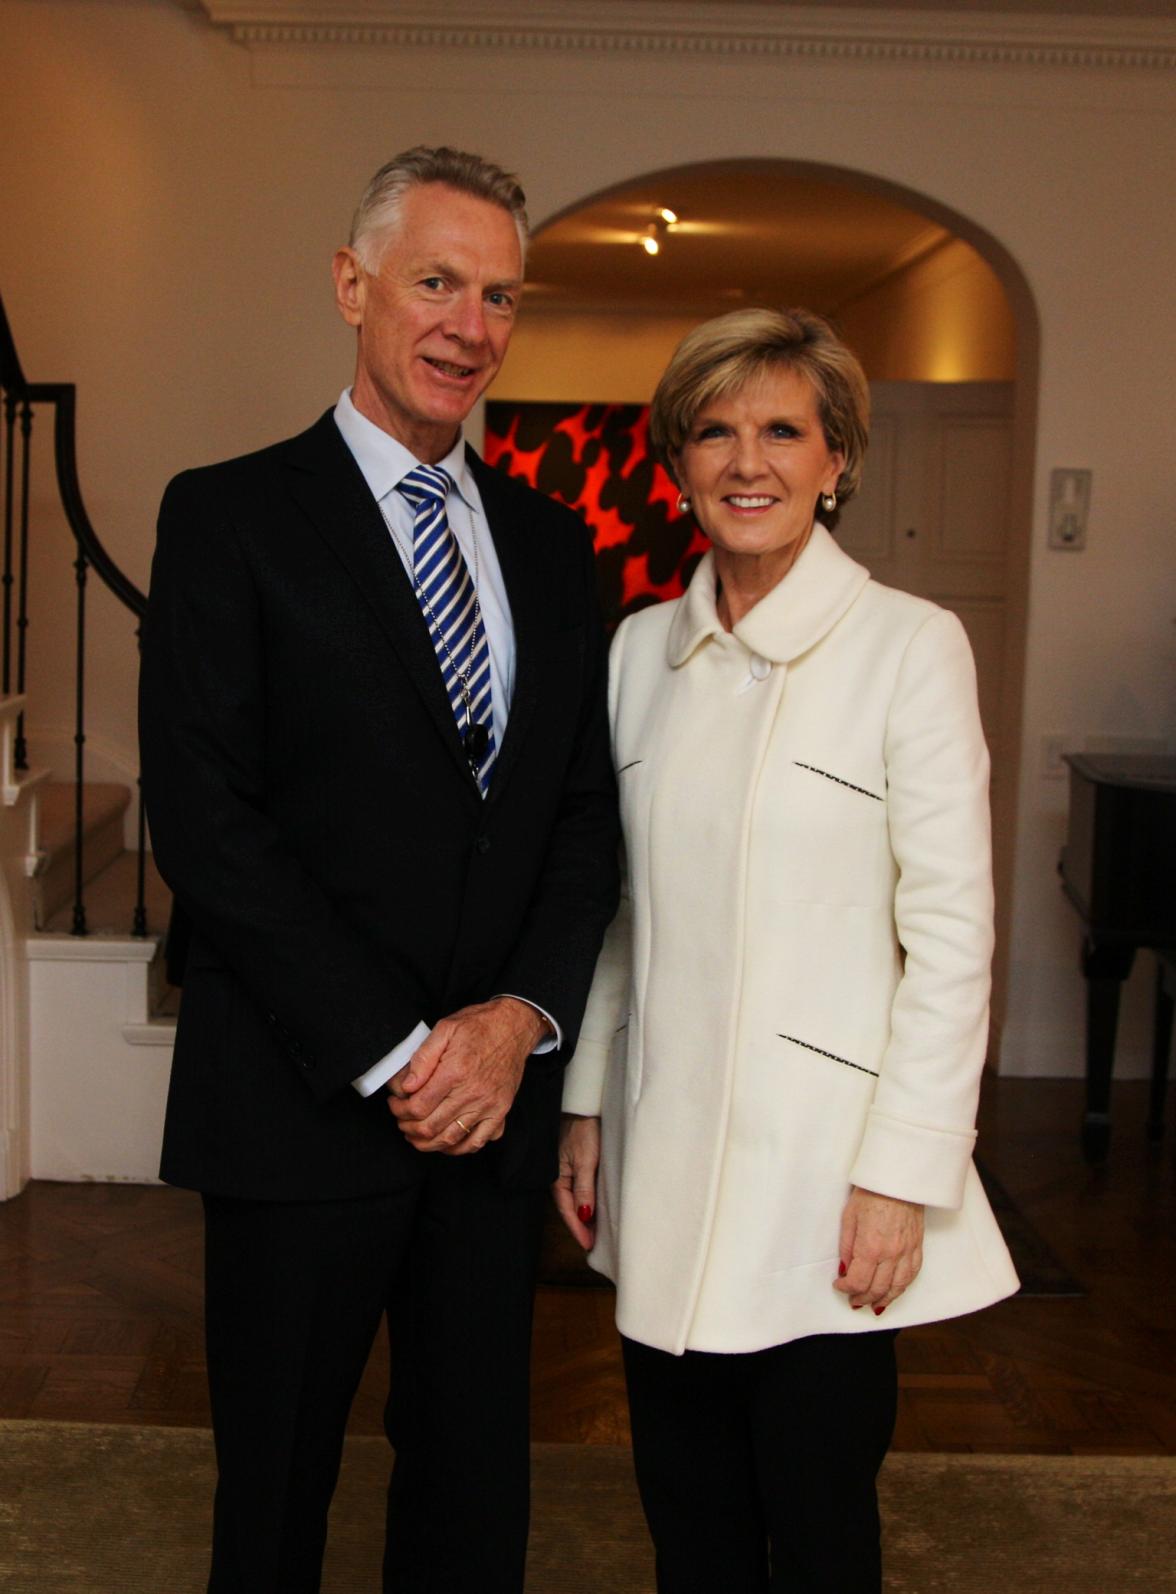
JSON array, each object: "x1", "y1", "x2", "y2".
[
  {"x1": 821, "y1": 491, "x2": 837, "y2": 513},
  {"x1": 677, "y1": 494, "x2": 691, "y2": 515}
]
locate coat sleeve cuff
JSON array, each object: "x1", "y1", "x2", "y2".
[
  {"x1": 849, "y1": 1108, "x2": 977, "y2": 1210},
  {"x1": 561, "y1": 1036, "x2": 612, "y2": 1117}
]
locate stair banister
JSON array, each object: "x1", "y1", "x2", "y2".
[{"x1": 0, "y1": 291, "x2": 151, "y2": 937}]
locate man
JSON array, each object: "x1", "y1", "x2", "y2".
[{"x1": 139, "y1": 146, "x2": 619, "y2": 1594}]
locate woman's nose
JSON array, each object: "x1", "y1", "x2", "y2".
[{"x1": 730, "y1": 437, "x2": 766, "y2": 478}]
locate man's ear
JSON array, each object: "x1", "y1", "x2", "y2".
[{"x1": 332, "y1": 247, "x2": 365, "y2": 328}]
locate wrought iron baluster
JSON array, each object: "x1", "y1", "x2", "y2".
[
  {"x1": 14, "y1": 399, "x2": 32, "y2": 768},
  {"x1": 72, "y1": 547, "x2": 89, "y2": 937},
  {"x1": 133, "y1": 777, "x2": 148, "y2": 937},
  {"x1": 133, "y1": 626, "x2": 147, "y2": 937},
  {"x1": 2, "y1": 392, "x2": 14, "y2": 697}
]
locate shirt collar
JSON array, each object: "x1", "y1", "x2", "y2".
[
  {"x1": 332, "y1": 388, "x2": 475, "y2": 509},
  {"x1": 666, "y1": 523, "x2": 871, "y2": 668}
]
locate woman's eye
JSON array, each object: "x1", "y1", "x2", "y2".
[
  {"x1": 694, "y1": 425, "x2": 727, "y2": 441},
  {"x1": 769, "y1": 423, "x2": 800, "y2": 439}
]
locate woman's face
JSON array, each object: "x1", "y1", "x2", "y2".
[{"x1": 672, "y1": 367, "x2": 844, "y2": 584}]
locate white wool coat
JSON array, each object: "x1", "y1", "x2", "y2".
[{"x1": 563, "y1": 525, "x2": 1018, "y2": 1356}]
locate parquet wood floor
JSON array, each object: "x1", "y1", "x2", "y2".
[{"x1": 1, "y1": 1078, "x2": 1173, "y2": 1453}]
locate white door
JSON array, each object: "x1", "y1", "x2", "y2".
[{"x1": 836, "y1": 381, "x2": 1013, "y2": 764}]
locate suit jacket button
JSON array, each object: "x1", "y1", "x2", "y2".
[{"x1": 475, "y1": 834, "x2": 491, "y2": 854}]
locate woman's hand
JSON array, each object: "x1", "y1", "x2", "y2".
[
  {"x1": 835, "y1": 1186, "x2": 924, "y2": 1315},
  {"x1": 553, "y1": 1113, "x2": 601, "y2": 1250}
]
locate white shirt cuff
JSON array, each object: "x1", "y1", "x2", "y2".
[
  {"x1": 351, "y1": 1019, "x2": 430, "y2": 1097},
  {"x1": 497, "y1": 994, "x2": 561, "y2": 1054}
]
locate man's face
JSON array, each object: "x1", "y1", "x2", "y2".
[{"x1": 333, "y1": 182, "x2": 524, "y2": 463}]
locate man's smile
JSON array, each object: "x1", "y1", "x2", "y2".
[{"x1": 424, "y1": 356, "x2": 478, "y2": 379}]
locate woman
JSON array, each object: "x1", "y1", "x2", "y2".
[{"x1": 554, "y1": 308, "x2": 1018, "y2": 1593}]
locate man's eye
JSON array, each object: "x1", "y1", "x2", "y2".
[
  {"x1": 487, "y1": 292, "x2": 516, "y2": 311},
  {"x1": 420, "y1": 276, "x2": 446, "y2": 291}
]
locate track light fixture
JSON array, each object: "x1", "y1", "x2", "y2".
[{"x1": 637, "y1": 207, "x2": 680, "y2": 257}]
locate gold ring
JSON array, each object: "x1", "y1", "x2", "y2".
[{"x1": 454, "y1": 1117, "x2": 471, "y2": 1136}]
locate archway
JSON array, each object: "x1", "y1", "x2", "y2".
[{"x1": 493, "y1": 159, "x2": 1040, "y2": 1060}]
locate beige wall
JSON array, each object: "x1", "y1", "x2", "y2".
[
  {"x1": 498, "y1": 313, "x2": 700, "y2": 404},
  {"x1": 837, "y1": 237, "x2": 1015, "y2": 383},
  {"x1": 2, "y1": 0, "x2": 1174, "y2": 1078},
  {"x1": 499, "y1": 235, "x2": 1015, "y2": 402}
]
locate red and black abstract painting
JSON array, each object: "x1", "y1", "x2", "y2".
[{"x1": 484, "y1": 402, "x2": 709, "y2": 629}]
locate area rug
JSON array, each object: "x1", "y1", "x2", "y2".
[{"x1": 2, "y1": 1420, "x2": 1173, "y2": 1592}]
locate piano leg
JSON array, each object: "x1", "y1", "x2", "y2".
[
  {"x1": 1080, "y1": 937, "x2": 1135, "y2": 1163},
  {"x1": 1149, "y1": 954, "x2": 1175, "y2": 1143}
]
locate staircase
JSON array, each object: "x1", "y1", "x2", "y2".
[
  {"x1": 33, "y1": 781, "x2": 170, "y2": 938},
  {"x1": 1, "y1": 293, "x2": 177, "y2": 1196}
]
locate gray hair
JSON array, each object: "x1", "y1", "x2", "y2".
[{"x1": 350, "y1": 145, "x2": 529, "y2": 270}]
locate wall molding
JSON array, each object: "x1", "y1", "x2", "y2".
[{"x1": 197, "y1": 2, "x2": 1176, "y2": 72}]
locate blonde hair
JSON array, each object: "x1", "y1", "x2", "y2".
[
  {"x1": 649, "y1": 308, "x2": 870, "y2": 522},
  {"x1": 350, "y1": 146, "x2": 528, "y2": 270}
]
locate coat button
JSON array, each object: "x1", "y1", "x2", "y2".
[
  {"x1": 475, "y1": 834, "x2": 491, "y2": 854},
  {"x1": 749, "y1": 654, "x2": 772, "y2": 680}
]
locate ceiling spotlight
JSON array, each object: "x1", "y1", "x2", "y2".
[{"x1": 639, "y1": 208, "x2": 679, "y2": 257}]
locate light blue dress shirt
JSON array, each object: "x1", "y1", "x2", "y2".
[{"x1": 332, "y1": 391, "x2": 558, "y2": 1097}]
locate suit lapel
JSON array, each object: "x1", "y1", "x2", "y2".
[
  {"x1": 468, "y1": 449, "x2": 545, "y2": 802},
  {"x1": 279, "y1": 412, "x2": 477, "y2": 792}
]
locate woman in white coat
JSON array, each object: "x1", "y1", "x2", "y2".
[{"x1": 555, "y1": 308, "x2": 1018, "y2": 1594}]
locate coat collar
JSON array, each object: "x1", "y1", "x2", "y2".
[{"x1": 666, "y1": 523, "x2": 871, "y2": 669}]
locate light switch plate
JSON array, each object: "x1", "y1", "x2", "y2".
[{"x1": 1048, "y1": 468, "x2": 1091, "y2": 550}]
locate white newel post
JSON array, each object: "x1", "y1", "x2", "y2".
[{"x1": 0, "y1": 696, "x2": 47, "y2": 1198}]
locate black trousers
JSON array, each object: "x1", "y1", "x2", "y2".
[
  {"x1": 622, "y1": 1329, "x2": 899, "y2": 1594},
  {"x1": 202, "y1": 1159, "x2": 547, "y2": 1594}
]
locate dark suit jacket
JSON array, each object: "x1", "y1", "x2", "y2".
[{"x1": 139, "y1": 410, "x2": 619, "y2": 1201}]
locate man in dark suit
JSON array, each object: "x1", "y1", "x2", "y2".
[{"x1": 139, "y1": 146, "x2": 619, "y2": 1594}]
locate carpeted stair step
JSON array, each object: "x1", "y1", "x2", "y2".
[
  {"x1": 40, "y1": 844, "x2": 173, "y2": 943},
  {"x1": 34, "y1": 781, "x2": 131, "y2": 929}
]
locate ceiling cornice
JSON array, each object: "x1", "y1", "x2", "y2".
[{"x1": 196, "y1": 2, "x2": 1176, "y2": 71}]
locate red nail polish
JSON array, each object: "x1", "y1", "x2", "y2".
[
  {"x1": 851, "y1": 1303, "x2": 863, "y2": 1310},
  {"x1": 873, "y1": 1306, "x2": 885, "y2": 1317},
  {"x1": 838, "y1": 1261, "x2": 847, "y2": 1278},
  {"x1": 577, "y1": 1204, "x2": 594, "y2": 1224}
]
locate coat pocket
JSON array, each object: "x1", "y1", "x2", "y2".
[
  {"x1": 776, "y1": 1030, "x2": 880, "y2": 1081},
  {"x1": 762, "y1": 758, "x2": 893, "y2": 908}
]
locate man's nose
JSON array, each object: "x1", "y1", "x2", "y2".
[{"x1": 446, "y1": 292, "x2": 488, "y2": 347}]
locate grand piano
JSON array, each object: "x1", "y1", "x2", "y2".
[{"x1": 1059, "y1": 753, "x2": 1176, "y2": 1161}]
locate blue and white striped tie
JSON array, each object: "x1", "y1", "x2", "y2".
[{"x1": 396, "y1": 464, "x2": 496, "y2": 794}]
